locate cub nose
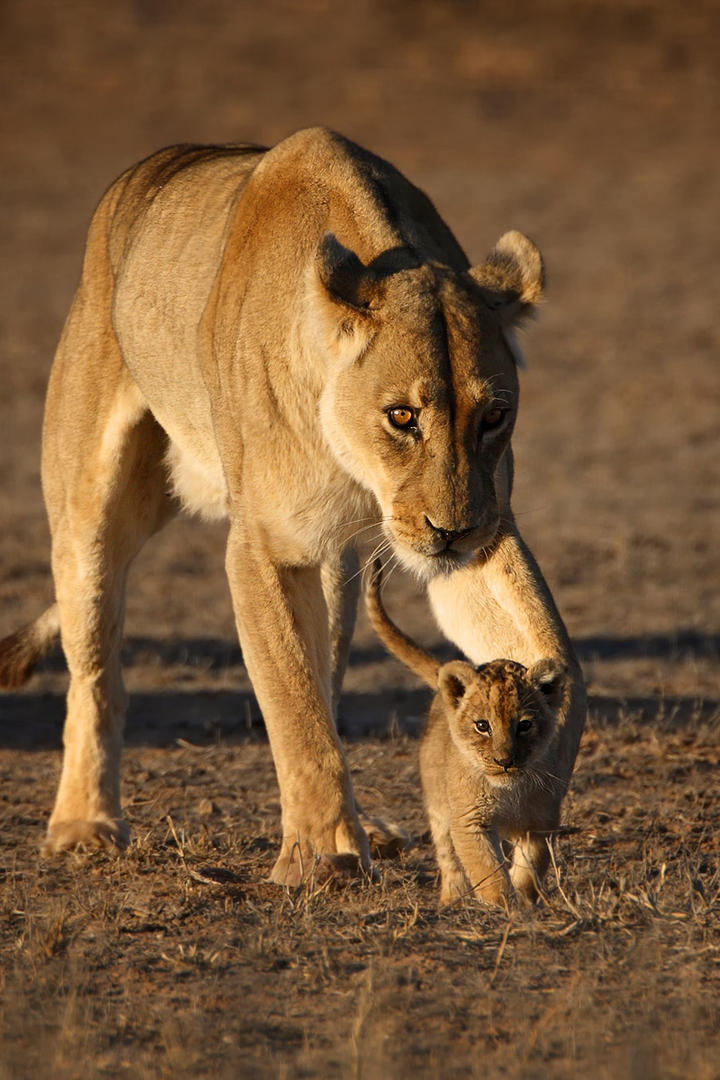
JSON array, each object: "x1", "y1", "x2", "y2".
[
  {"x1": 425, "y1": 518, "x2": 474, "y2": 547},
  {"x1": 493, "y1": 755, "x2": 514, "y2": 771}
]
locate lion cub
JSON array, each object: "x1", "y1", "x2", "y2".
[{"x1": 365, "y1": 562, "x2": 566, "y2": 906}]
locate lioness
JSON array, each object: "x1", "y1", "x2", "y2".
[
  {"x1": 0, "y1": 128, "x2": 585, "y2": 885},
  {"x1": 365, "y1": 561, "x2": 567, "y2": 906}
]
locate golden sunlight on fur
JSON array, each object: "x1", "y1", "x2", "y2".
[{"x1": 0, "y1": 129, "x2": 584, "y2": 885}]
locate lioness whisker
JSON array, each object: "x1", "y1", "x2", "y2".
[
  {"x1": 335, "y1": 514, "x2": 391, "y2": 533},
  {"x1": 380, "y1": 553, "x2": 402, "y2": 589},
  {"x1": 324, "y1": 515, "x2": 390, "y2": 546},
  {"x1": 340, "y1": 522, "x2": 386, "y2": 547},
  {"x1": 347, "y1": 538, "x2": 394, "y2": 587},
  {"x1": 508, "y1": 506, "x2": 550, "y2": 520}
]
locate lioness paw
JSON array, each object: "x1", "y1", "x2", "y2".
[
  {"x1": 359, "y1": 814, "x2": 415, "y2": 859},
  {"x1": 41, "y1": 818, "x2": 130, "y2": 856},
  {"x1": 269, "y1": 849, "x2": 375, "y2": 888}
]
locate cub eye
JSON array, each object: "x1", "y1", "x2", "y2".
[
  {"x1": 387, "y1": 406, "x2": 417, "y2": 431},
  {"x1": 474, "y1": 718, "x2": 491, "y2": 735},
  {"x1": 516, "y1": 719, "x2": 533, "y2": 735}
]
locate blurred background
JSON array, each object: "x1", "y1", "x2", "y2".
[{"x1": 1, "y1": 0, "x2": 718, "y2": 715}]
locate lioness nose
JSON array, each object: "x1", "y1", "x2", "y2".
[
  {"x1": 494, "y1": 755, "x2": 514, "y2": 771},
  {"x1": 425, "y1": 518, "x2": 474, "y2": 547}
]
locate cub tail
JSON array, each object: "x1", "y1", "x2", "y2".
[
  {"x1": 0, "y1": 604, "x2": 60, "y2": 689},
  {"x1": 363, "y1": 560, "x2": 439, "y2": 689}
]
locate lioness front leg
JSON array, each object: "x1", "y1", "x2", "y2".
[{"x1": 226, "y1": 526, "x2": 369, "y2": 886}]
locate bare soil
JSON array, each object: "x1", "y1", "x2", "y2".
[{"x1": 1, "y1": 1, "x2": 718, "y2": 1076}]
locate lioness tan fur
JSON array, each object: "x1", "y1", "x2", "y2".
[
  {"x1": 0, "y1": 128, "x2": 585, "y2": 885},
  {"x1": 365, "y1": 561, "x2": 568, "y2": 905}
]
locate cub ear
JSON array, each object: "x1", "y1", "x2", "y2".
[
  {"x1": 528, "y1": 658, "x2": 567, "y2": 707},
  {"x1": 470, "y1": 230, "x2": 544, "y2": 324},
  {"x1": 438, "y1": 661, "x2": 476, "y2": 712},
  {"x1": 317, "y1": 233, "x2": 376, "y2": 311}
]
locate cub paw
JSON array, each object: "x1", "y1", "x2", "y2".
[{"x1": 439, "y1": 872, "x2": 471, "y2": 907}]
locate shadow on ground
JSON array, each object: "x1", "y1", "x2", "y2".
[
  {"x1": 2, "y1": 686, "x2": 716, "y2": 751},
  {"x1": 12, "y1": 628, "x2": 717, "y2": 675}
]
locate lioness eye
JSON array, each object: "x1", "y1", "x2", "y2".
[
  {"x1": 482, "y1": 407, "x2": 505, "y2": 431},
  {"x1": 474, "y1": 719, "x2": 491, "y2": 735},
  {"x1": 387, "y1": 406, "x2": 416, "y2": 430},
  {"x1": 517, "y1": 719, "x2": 533, "y2": 734}
]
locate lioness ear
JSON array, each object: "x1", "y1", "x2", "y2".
[
  {"x1": 470, "y1": 230, "x2": 544, "y2": 324},
  {"x1": 439, "y1": 661, "x2": 476, "y2": 712},
  {"x1": 528, "y1": 658, "x2": 566, "y2": 707},
  {"x1": 317, "y1": 233, "x2": 376, "y2": 311}
]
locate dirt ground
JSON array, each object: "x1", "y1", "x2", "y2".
[{"x1": 1, "y1": 1, "x2": 718, "y2": 1076}]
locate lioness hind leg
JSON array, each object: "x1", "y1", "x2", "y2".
[{"x1": 42, "y1": 362, "x2": 175, "y2": 855}]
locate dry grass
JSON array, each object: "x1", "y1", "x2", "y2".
[
  {"x1": 2, "y1": 0, "x2": 719, "y2": 1075},
  {"x1": 2, "y1": 705, "x2": 718, "y2": 1079}
]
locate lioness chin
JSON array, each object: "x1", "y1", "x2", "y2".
[{"x1": 0, "y1": 128, "x2": 585, "y2": 884}]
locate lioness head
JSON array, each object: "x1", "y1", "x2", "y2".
[
  {"x1": 438, "y1": 657, "x2": 565, "y2": 786},
  {"x1": 314, "y1": 231, "x2": 544, "y2": 578}
]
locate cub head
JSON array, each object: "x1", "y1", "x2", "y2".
[
  {"x1": 313, "y1": 230, "x2": 544, "y2": 579},
  {"x1": 437, "y1": 657, "x2": 565, "y2": 785}
]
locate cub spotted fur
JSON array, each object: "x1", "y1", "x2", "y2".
[{"x1": 365, "y1": 561, "x2": 567, "y2": 906}]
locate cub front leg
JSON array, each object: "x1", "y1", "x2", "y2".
[
  {"x1": 426, "y1": 807, "x2": 470, "y2": 906},
  {"x1": 510, "y1": 831, "x2": 553, "y2": 905},
  {"x1": 449, "y1": 820, "x2": 512, "y2": 907},
  {"x1": 226, "y1": 525, "x2": 370, "y2": 886}
]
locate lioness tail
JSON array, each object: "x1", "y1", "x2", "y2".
[
  {"x1": 364, "y1": 560, "x2": 439, "y2": 689},
  {"x1": 0, "y1": 605, "x2": 60, "y2": 689}
]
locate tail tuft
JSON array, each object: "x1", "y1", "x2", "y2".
[
  {"x1": 0, "y1": 628, "x2": 42, "y2": 688},
  {"x1": 0, "y1": 605, "x2": 60, "y2": 689}
]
